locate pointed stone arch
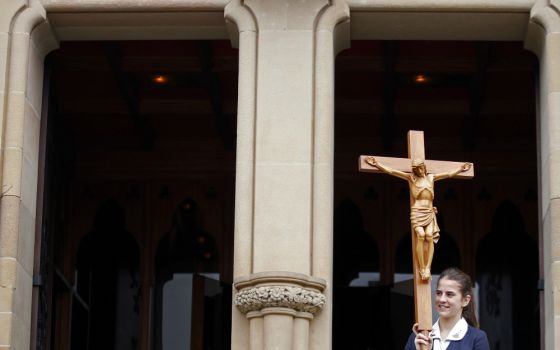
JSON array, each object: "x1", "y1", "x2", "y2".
[
  {"x1": 476, "y1": 199, "x2": 539, "y2": 350},
  {"x1": 333, "y1": 198, "x2": 380, "y2": 286},
  {"x1": 153, "y1": 197, "x2": 221, "y2": 350},
  {"x1": 74, "y1": 199, "x2": 141, "y2": 349},
  {"x1": 332, "y1": 198, "x2": 385, "y2": 349}
]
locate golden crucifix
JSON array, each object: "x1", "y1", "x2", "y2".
[{"x1": 359, "y1": 130, "x2": 474, "y2": 336}]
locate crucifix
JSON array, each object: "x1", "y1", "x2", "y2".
[{"x1": 359, "y1": 130, "x2": 474, "y2": 344}]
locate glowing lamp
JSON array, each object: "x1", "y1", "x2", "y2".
[{"x1": 152, "y1": 75, "x2": 168, "y2": 84}]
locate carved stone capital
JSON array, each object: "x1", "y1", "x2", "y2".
[
  {"x1": 234, "y1": 272, "x2": 327, "y2": 316},
  {"x1": 235, "y1": 285, "x2": 326, "y2": 314}
]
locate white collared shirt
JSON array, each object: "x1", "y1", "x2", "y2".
[{"x1": 429, "y1": 317, "x2": 468, "y2": 350}]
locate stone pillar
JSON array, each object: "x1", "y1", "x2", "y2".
[
  {"x1": 525, "y1": 1, "x2": 560, "y2": 349},
  {"x1": 0, "y1": 1, "x2": 58, "y2": 349},
  {"x1": 224, "y1": 0, "x2": 349, "y2": 348}
]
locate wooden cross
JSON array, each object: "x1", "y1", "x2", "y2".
[{"x1": 358, "y1": 130, "x2": 474, "y2": 343}]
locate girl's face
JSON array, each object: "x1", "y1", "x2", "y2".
[{"x1": 435, "y1": 277, "x2": 471, "y2": 321}]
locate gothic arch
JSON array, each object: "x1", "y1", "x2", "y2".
[
  {"x1": 153, "y1": 197, "x2": 221, "y2": 350},
  {"x1": 75, "y1": 199, "x2": 141, "y2": 349},
  {"x1": 332, "y1": 199, "x2": 385, "y2": 349},
  {"x1": 333, "y1": 198, "x2": 380, "y2": 286},
  {"x1": 476, "y1": 200, "x2": 539, "y2": 350}
]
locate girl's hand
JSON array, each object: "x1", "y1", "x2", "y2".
[{"x1": 412, "y1": 323, "x2": 432, "y2": 350}]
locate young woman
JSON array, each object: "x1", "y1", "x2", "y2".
[{"x1": 405, "y1": 267, "x2": 490, "y2": 350}]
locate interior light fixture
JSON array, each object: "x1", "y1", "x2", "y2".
[
  {"x1": 152, "y1": 74, "x2": 169, "y2": 84},
  {"x1": 414, "y1": 74, "x2": 429, "y2": 84}
]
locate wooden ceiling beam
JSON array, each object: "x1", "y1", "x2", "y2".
[
  {"x1": 382, "y1": 41, "x2": 398, "y2": 150},
  {"x1": 463, "y1": 42, "x2": 490, "y2": 151},
  {"x1": 103, "y1": 42, "x2": 155, "y2": 150}
]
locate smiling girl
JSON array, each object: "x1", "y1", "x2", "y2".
[{"x1": 405, "y1": 267, "x2": 490, "y2": 350}]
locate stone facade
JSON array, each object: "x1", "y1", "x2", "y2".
[{"x1": 0, "y1": 0, "x2": 558, "y2": 349}]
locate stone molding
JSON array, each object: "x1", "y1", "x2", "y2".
[
  {"x1": 2, "y1": 2, "x2": 58, "y2": 194},
  {"x1": 234, "y1": 272, "x2": 327, "y2": 316},
  {"x1": 317, "y1": 0, "x2": 350, "y2": 32},
  {"x1": 41, "y1": 0, "x2": 228, "y2": 12},
  {"x1": 224, "y1": 0, "x2": 350, "y2": 47},
  {"x1": 529, "y1": 0, "x2": 560, "y2": 33},
  {"x1": 224, "y1": 0, "x2": 257, "y2": 48},
  {"x1": 41, "y1": 0, "x2": 535, "y2": 13},
  {"x1": 316, "y1": 0, "x2": 350, "y2": 55},
  {"x1": 525, "y1": 0, "x2": 560, "y2": 56},
  {"x1": 347, "y1": 0, "x2": 533, "y2": 12}
]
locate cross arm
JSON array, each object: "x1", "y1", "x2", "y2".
[{"x1": 359, "y1": 155, "x2": 475, "y2": 179}]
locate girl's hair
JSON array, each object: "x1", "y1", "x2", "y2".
[{"x1": 438, "y1": 267, "x2": 479, "y2": 328}]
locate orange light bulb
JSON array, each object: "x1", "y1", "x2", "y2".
[
  {"x1": 414, "y1": 74, "x2": 429, "y2": 84},
  {"x1": 153, "y1": 75, "x2": 168, "y2": 84}
]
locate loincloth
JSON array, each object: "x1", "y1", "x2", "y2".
[{"x1": 410, "y1": 207, "x2": 440, "y2": 243}]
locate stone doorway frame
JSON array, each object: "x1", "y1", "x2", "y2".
[{"x1": 0, "y1": 1, "x2": 555, "y2": 349}]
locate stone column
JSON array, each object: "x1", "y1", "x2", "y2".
[
  {"x1": 0, "y1": 1, "x2": 58, "y2": 349},
  {"x1": 224, "y1": 0, "x2": 349, "y2": 348},
  {"x1": 525, "y1": 1, "x2": 560, "y2": 349}
]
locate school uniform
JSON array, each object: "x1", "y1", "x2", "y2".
[{"x1": 405, "y1": 318, "x2": 490, "y2": 350}]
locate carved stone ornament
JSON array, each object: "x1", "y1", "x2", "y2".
[
  {"x1": 234, "y1": 272, "x2": 327, "y2": 315},
  {"x1": 235, "y1": 285, "x2": 326, "y2": 314}
]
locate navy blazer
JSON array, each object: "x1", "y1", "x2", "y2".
[{"x1": 404, "y1": 325, "x2": 490, "y2": 350}]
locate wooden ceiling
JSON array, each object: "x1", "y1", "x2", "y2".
[
  {"x1": 48, "y1": 40, "x2": 537, "y2": 178},
  {"x1": 335, "y1": 41, "x2": 537, "y2": 176}
]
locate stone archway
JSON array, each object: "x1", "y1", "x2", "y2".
[{"x1": 1, "y1": 1, "x2": 557, "y2": 349}]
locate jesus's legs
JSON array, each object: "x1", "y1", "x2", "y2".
[
  {"x1": 415, "y1": 226, "x2": 429, "y2": 280},
  {"x1": 424, "y1": 223, "x2": 435, "y2": 279}
]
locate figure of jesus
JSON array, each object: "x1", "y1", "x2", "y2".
[{"x1": 365, "y1": 156, "x2": 472, "y2": 280}]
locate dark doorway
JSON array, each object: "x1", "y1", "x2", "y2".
[
  {"x1": 35, "y1": 41, "x2": 237, "y2": 350},
  {"x1": 334, "y1": 41, "x2": 539, "y2": 349}
]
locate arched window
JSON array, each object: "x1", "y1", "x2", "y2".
[
  {"x1": 334, "y1": 199, "x2": 380, "y2": 286},
  {"x1": 333, "y1": 199, "x2": 382, "y2": 349},
  {"x1": 476, "y1": 200, "x2": 539, "y2": 350},
  {"x1": 153, "y1": 198, "x2": 222, "y2": 350},
  {"x1": 74, "y1": 199, "x2": 140, "y2": 349}
]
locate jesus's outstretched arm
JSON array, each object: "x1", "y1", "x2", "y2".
[
  {"x1": 365, "y1": 156, "x2": 410, "y2": 181},
  {"x1": 433, "y1": 162, "x2": 472, "y2": 181}
]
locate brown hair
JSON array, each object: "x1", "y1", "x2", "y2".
[{"x1": 438, "y1": 267, "x2": 479, "y2": 328}]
